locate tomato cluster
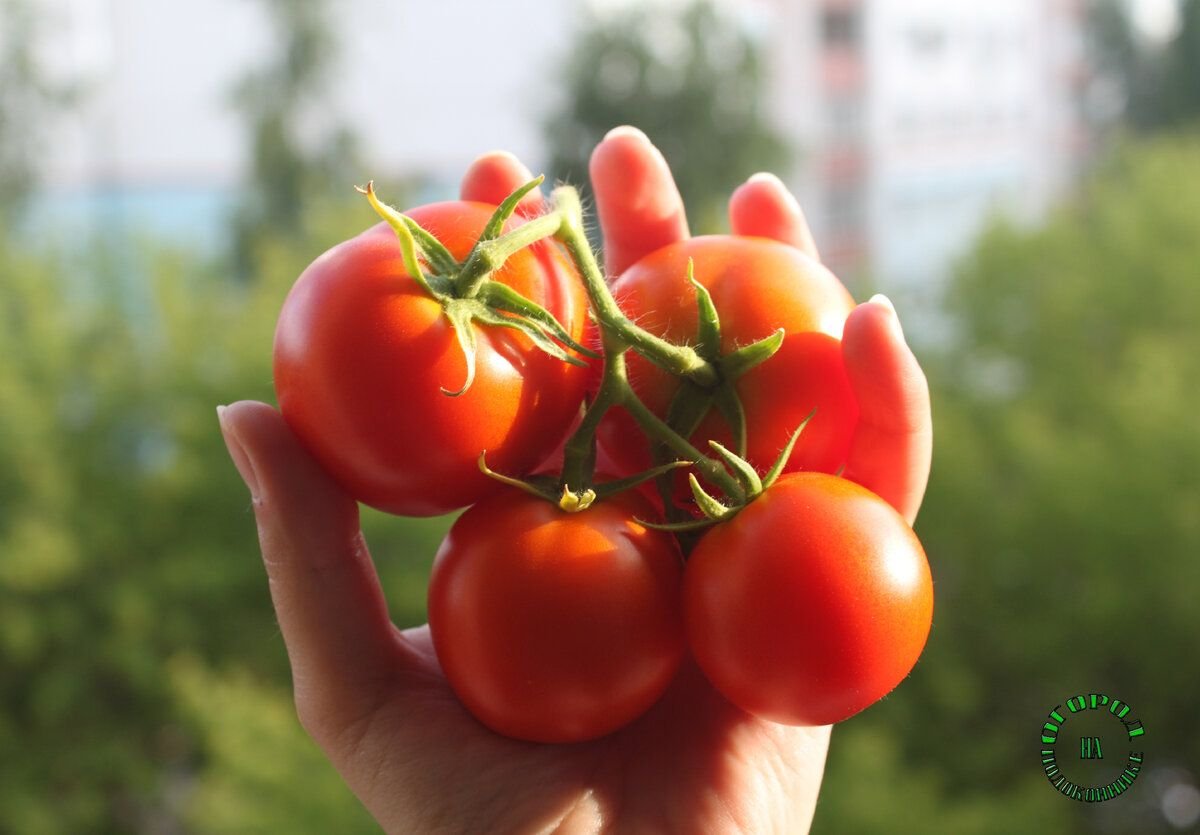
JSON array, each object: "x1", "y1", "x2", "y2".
[{"x1": 273, "y1": 178, "x2": 933, "y2": 744}]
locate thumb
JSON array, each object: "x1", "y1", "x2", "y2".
[{"x1": 217, "y1": 400, "x2": 413, "y2": 741}]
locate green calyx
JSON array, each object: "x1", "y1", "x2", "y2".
[
  {"x1": 629, "y1": 261, "x2": 785, "y2": 527},
  {"x1": 358, "y1": 180, "x2": 596, "y2": 397},
  {"x1": 670, "y1": 260, "x2": 785, "y2": 458},
  {"x1": 638, "y1": 411, "x2": 814, "y2": 533}
]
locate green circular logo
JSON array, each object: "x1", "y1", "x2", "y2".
[{"x1": 1039, "y1": 693, "x2": 1145, "y2": 802}]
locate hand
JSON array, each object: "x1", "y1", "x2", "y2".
[{"x1": 217, "y1": 126, "x2": 931, "y2": 834}]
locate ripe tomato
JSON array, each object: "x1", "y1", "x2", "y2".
[
  {"x1": 427, "y1": 488, "x2": 685, "y2": 743},
  {"x1": 596, "y1": 236, "x2": 859, "y2": 492},
  {"x1": 684, "y1": 472, "x2": 933, "y2": 726},
  {"x1": 273, "y1": 201, "x2": 590, "y2": 516}
]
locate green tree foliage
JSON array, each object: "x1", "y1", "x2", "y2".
[
  {"x1": 1088, "y1": 0, "x2": 1200, "y2": 132},
  {"x1": 229, "y1": 0, "x2": 364, "y2": 275},
  {"x1": 170, "y1": 658, "x2": 380, "y2": 833},
  {"x1": 820, "y1": 133, "x2": 1200, "y2": 834},
  {"x1": 814, "y1": 724, "x2": 1071, "y2": 834},
  {"x1": 1158, "y1": 0, "x2": 1200, "y2": 126},
  {"x1": 0, "y1": 216, "x2": 448, "y2": 832},
  {"x1": 543, "y1": 0, "x2": 789, "y2": 236},
  {"x1": 1085, "y1": 0, "x2": 1148, "y2": 128}
]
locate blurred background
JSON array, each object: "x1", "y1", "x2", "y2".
[{"x1": 1, "y1": 0, "x2": 1197, "y2": 832}]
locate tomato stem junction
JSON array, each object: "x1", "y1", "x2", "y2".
[{"x1": 359, "y1": 180, "x2": 596, "y2": 397}]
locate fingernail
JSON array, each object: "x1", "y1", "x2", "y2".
[
  {"x1": 603, "y1": 125, "x2": 648, "y2": 143},
  {"x1": 868, "y1": 294, "x2": 904, "y2": 338},
  {"x1": 747, "y1": 171, "x2": 784, "y2": 187},
  {"x1": 217, "y1": 405, "x2": 261, "y2": 499},
  {"x1": 480, "y1": 148, "x2": 520, "y2": 163}
]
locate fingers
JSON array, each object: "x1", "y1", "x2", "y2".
[
  {"x1": 460, "y1": 150, "x2": 545, "y2": 215},
  {"x1": 728, "y1": 173, "x2": 820, "y2": 260},
  {"x1": 840, "y1": 298, "x2": 933, "y2": 525},
  {"x1": 590, "y1": 125, "x2": 690, "y2": 276},
  {"x1": 217, "y1": 401, "x2": 411, "y2": 730}
]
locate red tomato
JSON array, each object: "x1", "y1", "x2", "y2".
[
  {"x1": 684, "y1": 472, "x2": 933, "y2": 726},
  {"x1": 596, "y1": 236, "x2": 859, "y2": 492},
  {"x1": 273, "y1": 202, "x2": 590, "y2": 516},
  {"x1": 427, "y1": 488, "x2": 685, "y2": 743}
]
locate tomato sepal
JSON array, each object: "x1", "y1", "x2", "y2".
[
  {"x1": 356, "y1": 179, "x2": 593, "y2": 397},
  {"x1": 476, "y1": 281, "x2": 597, "y2": 358},
  {"x1": 357, "y1": 180, "x2": 438, "y2": 296},
  {"x1": 398, "y1": 215, "x2": 457, "y2": 274},
  {"x1": 760, "y1": 410, "x2": 814, "y2": 487},
  {"x1": 639, "y1": 409, "x2": 816, "y2": 533},
  {"x1": 706, "y1": 440, "x2": 763, "y2": 495},
  {"x1": 688, "y1": 262, "x2": 723, "y2": 359}
]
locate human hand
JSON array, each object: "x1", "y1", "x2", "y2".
[{"x1": 217, "y1": 126, "x2": 931, "y2": 834}]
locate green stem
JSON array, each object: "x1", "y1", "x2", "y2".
[
  {"x1": 559, "y1": 343, "x2": 745, "y2": 503},
  {"x1": 560, "y1": 333, "x2": 624, "y2": 490},
  {"x1": 615, "y1": 375, "x2": 746, "y2": 503},
  {"x1": 551, "y1": 184, "x2": 744, "y2": 504},
  {"x1": 456, "y1": 211, "x2": 566, "y2": 298},
  {"x1": 551, "y1": 187, "x2": 718, "y2": 387}
]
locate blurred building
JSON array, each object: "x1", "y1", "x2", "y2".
[
  {"x1": 758, "y1": 0, "x2": 1092, "y2": 299},
  {"x1": 33, "y1": 0, "x2": 1091, "y2": 302}
]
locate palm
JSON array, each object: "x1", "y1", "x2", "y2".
[{"x1": 356, "y1": 625, "x2": 827, "y2": 833}]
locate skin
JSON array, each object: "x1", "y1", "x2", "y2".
[{"x1": 218, "y1": 126, "x2": 932, "y2": 834}]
